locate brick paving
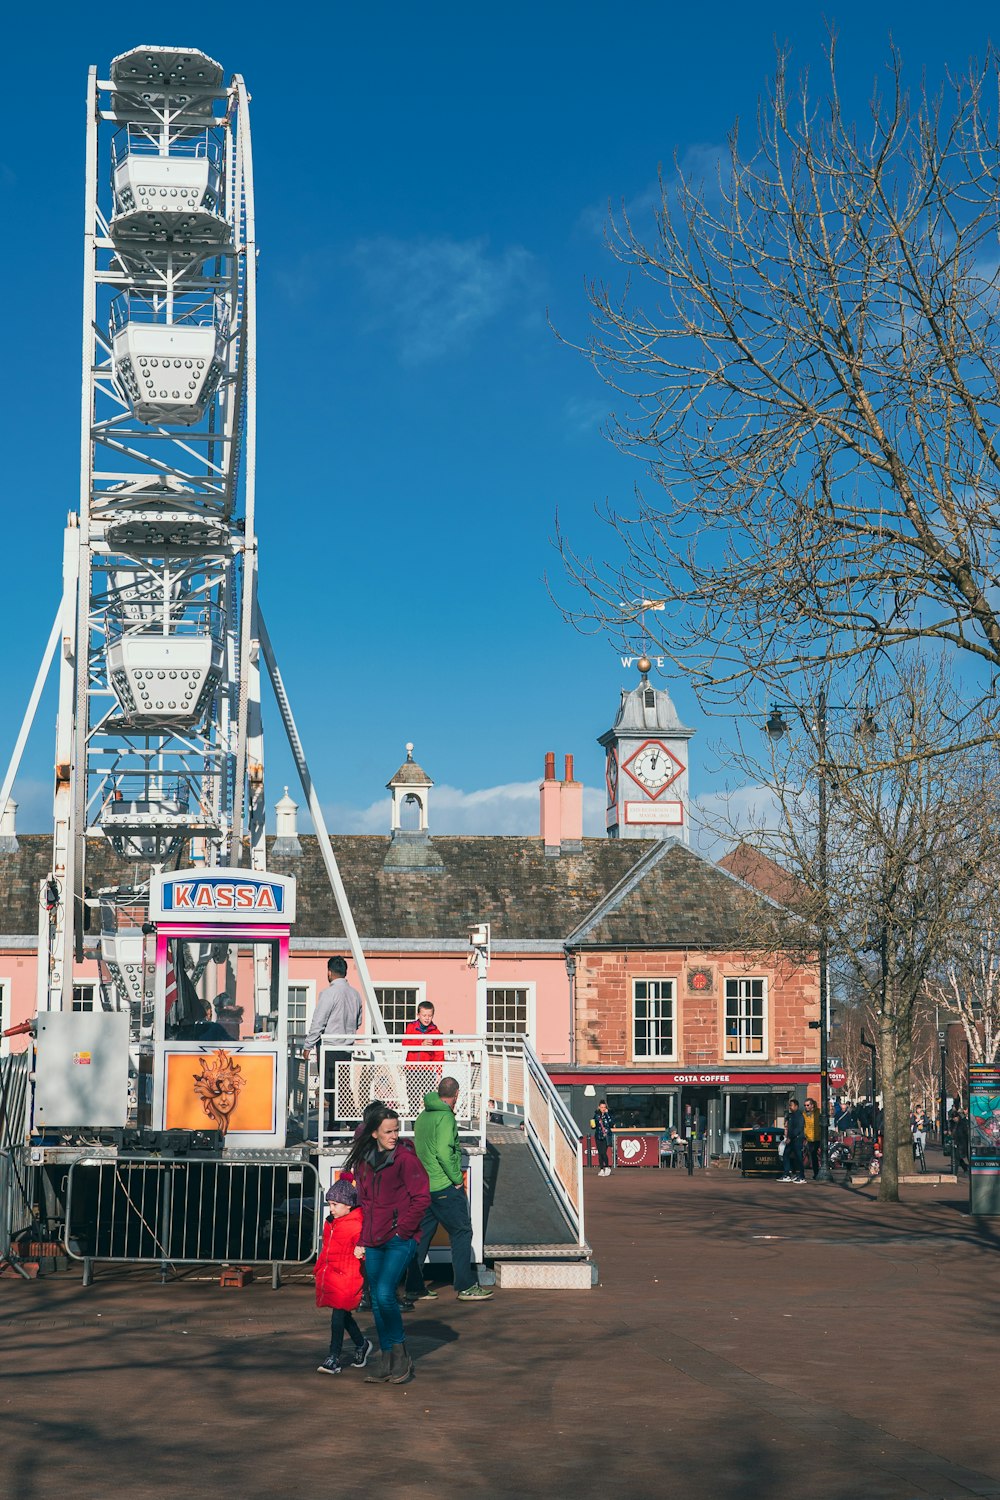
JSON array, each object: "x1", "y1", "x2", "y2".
[{"x1": 2, "y1": 1162, "x2": 1000, "y2": 1499}]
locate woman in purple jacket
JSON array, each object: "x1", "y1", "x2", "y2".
[{"x1": 343, "y1": 1104, "x2": 430, "y2": 1384}]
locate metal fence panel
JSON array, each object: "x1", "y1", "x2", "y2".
[
  {"x1": 64, "y1": 1157, "x2": 320, "y2": 1266},
  {"x1": 0, "y1": 1054, "x2": 29, "y2": 1149}
]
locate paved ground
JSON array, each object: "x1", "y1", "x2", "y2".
[{"x1": 2, "y1": 1158, "x2": 1000, "y2": 1500}]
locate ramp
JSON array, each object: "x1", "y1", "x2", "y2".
[{"x1": 484, "y1": 1125, "x2": 580, "y2": 1254}]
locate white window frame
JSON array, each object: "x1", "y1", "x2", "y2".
[
  {"x1": 286, "y1": 979, "x2": 317, "y2": 1041},
  {"x1": 372, "y1": 981, "x2": 428, "y2": 1038},
  {"x1": 631, "y1": 977, "x2": 677, "y2": 1062},
  {"x1": 72, "y1": 982, "x2": 96, "y2": 1013},
  {"x1": 478, "y1": 982, "x2": 536, "y2": 1047},
  {"x1": 723, "y1": 976, "x2": 769, "y2": 1059},
  {"x1": 0, "y1": 979, "x2": 10, "y2": 1056}
]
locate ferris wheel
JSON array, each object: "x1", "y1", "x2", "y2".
[
  {"x1": 0, "y1": 45, "x2": 391, "y2": 1069},
  {"x1": 39, "y1": 46, "x2": 262, "y2": 1020}
]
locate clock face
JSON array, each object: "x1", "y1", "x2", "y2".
[
  {"x1": 606, "y1": 747, "x2": 619, "y2": 805},
  {"x1": 623, "y1": 739, "x2": 684, "y2": 800}
]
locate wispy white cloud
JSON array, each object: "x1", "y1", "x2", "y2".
[
  {"x1": 562, "y1": 394, "x2": 610, "y2": 438},
  {"x1": 317, "y1": 779, "x2": 608, "y2": 837},
  {"x1": 690, "y1": 783, "x2": 785, "y2": 863},
  {"x1": 350, "y1": 235, "x2": 536, "y2": 364},
  {"x1": 578, "y1": 141, "x2": 730, "y2": 239}
]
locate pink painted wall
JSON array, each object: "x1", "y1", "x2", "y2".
[
  {"x1": 288, "y1": 949, "x2": 572, "y2": 1062},
  {"x1": 1, "y1": 945, "x2": 573, "y2": 1062}
]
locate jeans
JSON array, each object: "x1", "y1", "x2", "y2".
[
  {"x1": 329, "y1": 1308, "x2": 364, "y2": 1360},
  {"x1": 411, "y1": 1184, "x2": 476, "y2": 1294},
  {"x1": 365, "y1": 1235, "x2": 416, "y2": 1350},
  {"x1": 783, "y1": 1139, "x2": 803, "y2": 1177}
]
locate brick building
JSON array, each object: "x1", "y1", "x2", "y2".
[{"x1": 0, "y1": 677, "x2": 819, "y2": 1149}]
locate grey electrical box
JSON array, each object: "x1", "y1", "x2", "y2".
[{"x1": 34, "y1": 1012, "x2": 130, "y2": 1128}]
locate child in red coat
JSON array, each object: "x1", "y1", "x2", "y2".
[{"x1": 314, "y1": 1177, "x2": 373, "y2": 1375}]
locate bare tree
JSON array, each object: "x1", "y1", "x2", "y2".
[
  {"x1": 711, "y1": 660, "x2": 1000, "y2": 1199},
  {"x1": 560, "y1": 41, "x2": 1000, "y2": 729},
  {"x1": 924, "y1": 892, "x2": 1000, "y2": 1063}
]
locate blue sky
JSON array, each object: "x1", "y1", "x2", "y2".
[{"x1": 0, "y1": 1, "x2": 994, "y2": 844}]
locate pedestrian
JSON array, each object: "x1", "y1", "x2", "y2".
[
  {"x1": 952, "y1": 1107, "x2": 971, "y2": 1175},
  {"x1": 343, "y1": 1104, "x2": 430, "y2": 1384},
  {"x1": 833, "y1": 1096, "x2": 843, "y2": 1126},
  {"x1": 303, "y1": 957, "x2": 363, "y2": 1125},
  {"x1": 781, "y1": 1098, "x2": 806, "y2": 1183},
  {"x1": 411, "y1": 1077, "x2": 495, "y2": 1301},
  {"x1": 592, "y1": 1099, "x2": 614, "y2": 1176},
  {"x1": 803, "y1": 1098, "x2": 821, "y2": 1178},
  {"x1": 314, "y1": 1177, "x2": 374, "y2": 1375},
  {"x1": 403, "y1": 1000, "x2": 445, "y2": 1065}
]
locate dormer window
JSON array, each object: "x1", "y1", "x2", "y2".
[{"x1": 644, "y1": 689, "x2": 656, "y2": 709}]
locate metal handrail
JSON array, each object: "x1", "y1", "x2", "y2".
[
  {"x1": 112, "y1": 127, "x2": 220, "y2": 166},
  {"x1": 483, "y1": 1035, "x2": 586, "y2": 1248},
  {"x1": 315, "y1": 1036, "x2": 489, "y2": 1149},
  {"x1": 110, "y1": 291, "x2": 228, "y2": 336}
]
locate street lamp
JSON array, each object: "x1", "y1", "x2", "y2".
[{"x1": 765, "y1": 692, "x2": 876, "y2": 1183}]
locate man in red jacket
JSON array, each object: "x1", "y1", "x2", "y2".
[{"x1": 403, "y1": 1000, "x2": 445, "y2": 1065}]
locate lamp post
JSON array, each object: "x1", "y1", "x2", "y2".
[{"x1": 765, "y1": 692, "x2": 875, "y2": 1184}]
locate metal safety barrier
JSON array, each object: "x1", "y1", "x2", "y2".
[
  {"x1": 487, "y1": 1036, "x2": 586, "y2": 1249},
  {"x1": 64, "y1": 1156, "x2": 320, "y2": 1283},
  {"x1": 317, "y1": 1037, "x2": 488, "y2": 1147},
  {"x1": 0, "y1": 1053, "x2": 29, "y2": 1150}
]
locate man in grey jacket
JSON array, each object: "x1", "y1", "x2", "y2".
[{"x1": 303, "y1": 957, "x2": 363, "y2": 1125}]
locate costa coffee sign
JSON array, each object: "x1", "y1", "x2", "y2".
[{"x1": 150, "y1": 868, "x2": 296, "y2": 925}]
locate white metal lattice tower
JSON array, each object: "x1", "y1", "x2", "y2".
[{"x1": 40, "y1": 47, "x2": 264, "y2": 1019}]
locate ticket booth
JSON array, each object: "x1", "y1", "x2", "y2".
[{"x1": 149, "y1": 868, "x2": 296, "y2": 1151}]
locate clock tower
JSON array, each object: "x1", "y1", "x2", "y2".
[{"x1": 598, "y1": 658, "x2": 695, "y2": 841}]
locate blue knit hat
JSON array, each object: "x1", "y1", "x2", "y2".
[{"x1": 326, "y1": 1177, "x2": 357, "y2": 1207}]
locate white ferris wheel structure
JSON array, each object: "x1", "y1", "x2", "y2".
[{"x1": 1, "y1": 45, "x2": 391, "y2": 1056}]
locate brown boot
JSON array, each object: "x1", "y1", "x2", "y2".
[
  {"x1": 387, "y1": 1341, "x2": 414, "y2": 1384},
  {"x1": 363, "y1": 1350, "x2": 391, "y2": 1383}
]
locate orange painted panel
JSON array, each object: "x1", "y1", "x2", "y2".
[{"x1": 164, "y1": 1048, "x2": 277, "y2": 1134}]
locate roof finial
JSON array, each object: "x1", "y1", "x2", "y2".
[
  {"x1": 637, "y1": 654, "x2": 652, "y2": 682},
  {"x1": 405, "y1": 741, "x2": 414, "y2": 761}
]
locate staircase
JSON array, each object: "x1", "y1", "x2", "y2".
[{"x1": 485, "y1": 1041, "x2": 592, "y2": 1289}]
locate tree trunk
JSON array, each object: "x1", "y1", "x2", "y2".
[
  {"x1": 892, "y1": 1022, "x2": 914, "y2": 1185},
  {"x1": 878, "y1": 1012, "x2": 899, "y2": 1203}
]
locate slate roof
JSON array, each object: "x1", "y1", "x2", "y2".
[
  {"x1": 0, "y1": 834, "x2": 774, "y2": 949},
  {"x1": 564, "y1": 839, "x2": 770, "y2": 949},
  {"x1": 717, "y1": 842, "x2": 809, "y2": 912}
]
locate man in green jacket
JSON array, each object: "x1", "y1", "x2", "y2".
[{"x1": 411, "y1": 1077, "x2": 494, "y2": 1301}]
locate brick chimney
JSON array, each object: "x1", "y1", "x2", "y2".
[
  {"x1": 540, "y1": 752, "x2": 561, "y2": 855},
  {"x1": 560, "y1": 754, "x2": 583, "y2": 852},
  {"x1": 540, "y1": 752, "x2": 582, "y2": 855}
]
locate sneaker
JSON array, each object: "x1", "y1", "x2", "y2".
[
  {"x1": 457, "y1": 1284, "x2": 495, "y2": 1301},
  {"x1": 793, "y1": 1176, "x2": 807, "y2": 1183},
  {"x1": 413, "y1": 1285, "x2": 438, "y2": 1300},
  {"x1": 317, "y1": 1356, "x2": 342, "y2": 1375},
  {"x1": 350, "y1": 1337, "x2": 373, "y2": 1369},
  {"x1": 778, "y1": 1176, "x2": 793, "y2": 1183}
]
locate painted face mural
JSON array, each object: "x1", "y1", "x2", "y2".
[{"x1": 192, "y1": 1049, "x2": 247, "y2": 1135}]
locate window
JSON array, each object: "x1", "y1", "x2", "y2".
[
  {"x1": 632, "y1": 979, "x2": 675, "y2": 1059},
  {"x1": 725, "y1": 977, "x2": 766, "y2": 1055},
  {"x1": 72, "y1": 983, "x2": 95, "y2": 1012},
  {"x1": 486, "y1": 987, "x2": 529, "y2": 1037},
  {"x1": 286, "y1": 983, "x2": 315, "y2": 1040},
  {"x1": 375, "y1": 986, "x2": 422, "y2": 1037}
]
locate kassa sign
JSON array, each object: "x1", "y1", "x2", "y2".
[{"x1": 150, "y1": 868, "x2": 296, "y2": 926}]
